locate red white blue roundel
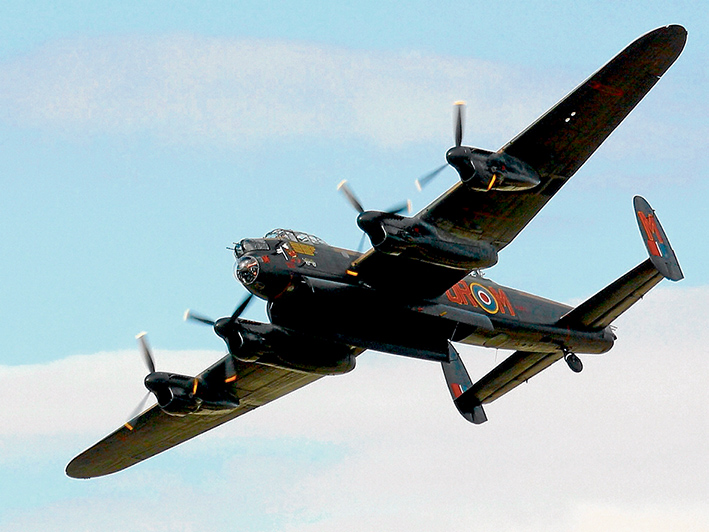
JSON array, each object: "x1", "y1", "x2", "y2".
[{"x1": 470, "y1": 283, "x2": 499, "y2": 314}]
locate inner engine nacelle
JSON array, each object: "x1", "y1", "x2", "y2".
[
  {"x1": 216, "y1": 318, "x2": 357, "y2": 375},
  {"x1": 356, "y1": 212, "x2": 498, "y2": 269},
  {"x1": 446, "y1": 146, "x2": 541, "y2": 192}
]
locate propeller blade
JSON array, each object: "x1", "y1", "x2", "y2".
[
  {"x1": 228, "y1": 293, "x2": 254, "y2": 325},
  {"x1": 135, "y1": 332, "x2": 156, "y2": 374},
  {"x1": 454, "y1": 100, "x2": 465, "y2": 147},
  {"x1": 183, "y1": 309, "x2": 216, "y2": 326},
  {"x1": 337, "y1": 180, "x2": 365, "y2": 214},
  {"x1": 124, "y1": 391, "x2": 151, "y2": 431},
  {"x1": 415, "y1": 101, "x2": 466, "y2": 191},
  {"x1": 415, "y1": 164, "x2": 448, "y2": 191},
  {"x1": 386, "y1": 199, "x2": 412, "y2": 215},
  {"x1": 357, "y1": 232, "x2": 367, "y2": 253}
]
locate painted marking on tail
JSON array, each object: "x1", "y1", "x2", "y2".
[
  {"x1": 450, "y1": 383, "x2": 470, "y2": 398},
  {"x1": 637, "y1": 211, "x2": 668, "y2": 258}
]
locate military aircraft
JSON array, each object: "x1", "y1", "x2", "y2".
[{"x1": 67, "y1": 25, "x2": 686, "y2": 478}]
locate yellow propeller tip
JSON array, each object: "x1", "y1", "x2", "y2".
[
  {"x1": 337, "y1": 180, "x2": 347, "y2": 190},
  {"x1": 135, "y1": 331, "x2": 147, "y2": 340},
  {"x1": 454, "y1": 100, "x2": 466, "y2": 106}
]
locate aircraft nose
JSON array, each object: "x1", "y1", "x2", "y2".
[{"x1": 235, "y1": 255, "x2": 260, "y2": 285}]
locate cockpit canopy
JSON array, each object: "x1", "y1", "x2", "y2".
[
  {"x1": 263, "y1": 229, "x2": 327, "y2": 245},
  {"x1": 233, "y1": 229, "x2": 327, "y2": 258}
]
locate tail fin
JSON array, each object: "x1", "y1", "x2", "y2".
[
  {"x1": 558, "y1": 196, "x2": 682, "y2": 330},
  {"x1": 634, "y1": 195, "x2": 683, "y2": 281},
  {"x1": 442, "y1": 342, "x2": 487, "y2": 424}
]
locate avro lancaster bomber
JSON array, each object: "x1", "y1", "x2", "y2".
[{"x1": 67, "y1": 25, "x2": 686, "y2": 478}]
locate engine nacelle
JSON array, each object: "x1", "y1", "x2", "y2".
[
  {"x1": 144, "y1": 372, "x2": 202, "y2": 417},
  {"x1": 144, "y1": 371, "x2": 240, "y2": 417},
  {"x1": 356, "y1": 211, "x2": 498, "y2": 269},
  {"x1": 214, "y1": 318, "x2": 357, "y2": 375},
  {"x1": 446, "y1": 146, "x2": 541, "y2": 192}
]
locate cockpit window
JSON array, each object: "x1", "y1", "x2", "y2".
[
  {"x1": 295, "y1": 232, "x2": 312, "y2": 243},
  {"x1": 233, "y1": 238, "x2": 269, "y2": 258},
  {"x1": 242, "y1": 239, "x2": 269, "y2": 251},
  {"x1": 264, "y1": 228, "x2": 326, "y2": 245},
  {"x1": 264, "y1": 229, "x2": 296, "y2": 240}
]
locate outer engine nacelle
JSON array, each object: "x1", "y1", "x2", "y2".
[
  {"x1": 144, "y1": 372, "x2": 240, "y2": 417},
  {"x1": 144, "y1": 372, "x2": 203, "y2": 417},
  {"x1": 356, "y1": 211, "x2": 498, "y2": 270},
  {"x1": 446, "y1": 146, "x2": 541, "y2": 192}
]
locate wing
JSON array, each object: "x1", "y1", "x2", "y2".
[
  {"x1": 420, "y1": 24, "x2": 686, "y2": 248},
  {"x1": 66, "y1": 355, "x2": 322, "y2": 479},
  {"x1": 352, "y1": 26, "x2": 686, "y2": 298}
]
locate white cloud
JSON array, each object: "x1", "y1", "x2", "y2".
[
  {"x1": 0, "y1": 36, "x2": 562, "y2": 149},
  {"x1": 1, "y1": 285, "x2": 707, "y2": 532},
  {"x1": 572, "y1": 502, "x2": 709, "y2": 532},
  {"x1": 0, "y1": 348, "x2": 220, "y2": 439}
]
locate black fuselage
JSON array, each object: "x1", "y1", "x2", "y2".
[{"x1": 234, "y1": 232, "x2": 614, "y2": 369}]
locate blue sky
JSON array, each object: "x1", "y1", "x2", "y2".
[{"x1": 0, "y1": 2, "x2": 707, "y2": 531}]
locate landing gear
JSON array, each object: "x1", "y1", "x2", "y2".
[{"x1": 564, "y1": 350, "x2": 583, "y2": 373}]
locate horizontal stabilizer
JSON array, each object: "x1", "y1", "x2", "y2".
[
  {"x1": 455, "y1": 350, "x2": 563, "y2": 413},
  {"x1": 558, "y1": 259, "x2": 662, "y2": 329}
]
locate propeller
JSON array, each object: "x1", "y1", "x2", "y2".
[
  {"x1": 124, "y1": 391, "x2": 151, "y2": 431},
  {"x1": 184, "y1": 293, "x2": 254, "y2": 331},
  {"x1": 337, "y1": 180, "x2": 412, "y2": 251},
  {"x1": 414, "y1": 164, "x2": 447, "y2": 191},
  {"x1": 182, "y1": 310, "x2": 215, "y2": 326},
  {"x1": 124, "y1": 332, "x2": 157, "y2": 431},
  {"x1": 228, "y1": 293, "x2": 254, "y2": 326},
  {"x1": 337, "y1": 180, "x2": 412, "y2": 216},
  {"x1": 136, "y1": 331, "x2": 156, "y2": 373},
  {"x1": 414, "y1": 101, "x2": 466, "y2": 191},
  {"x1": 454, "y1": 100, "x2": 465, "y2": 147},
  {"x1": 184, "y1": 294, "x2": 254, "y2": 383},
  {"x1": 337, "y1": 180, "x2": 365, "y2": 214}
]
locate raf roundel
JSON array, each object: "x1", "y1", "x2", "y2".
[{"x1": 470, "y1": 283, "x2": 499, "y2": 314}]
